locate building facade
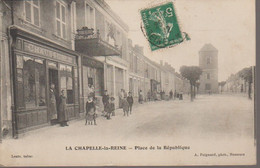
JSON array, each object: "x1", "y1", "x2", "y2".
[
  {"x1": 75, "y1": 0, "x2": 129, "y2": 109},
  {"x1": 0, "y1": 0, "x2": 191, "y2": 140},
  {"x1": 0, "y1": 0, "x2": 82, "y2": 138},
  {"x1": 198, "y1": 44, "x2": 219, "y2": 94}
]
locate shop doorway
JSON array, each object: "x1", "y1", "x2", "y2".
[{"x1": 48, "y1": 68, "x2": 59, "y2": 123}]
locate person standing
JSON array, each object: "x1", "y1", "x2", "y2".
[
  {"x1": 122, "y1": 96, "x2": 129, "y2": 116},
  {"x1": 169, "y1": 90, "x2": 173, "y2": 99},
  {"x1": 138, "y1": 90, "x2": 143, "y2": 104},
  {"x1": 85, "y1": 96, "x2": 96, "y2": 125},
  {"x1": 102, "y1": 90, "x2": 109, "y2": 114},
  {"x1": 50, "y1": 84, "x2": 58, "y2": 125},
  {"x1": 110, "y1": 97, "x2": 116, "y2": 116},
  {"x1": 58, "y1": 90, "x2": 68, "y2": 127},
  {"x1": 127, "y1": 92, "x2": 134, "y2": 114}
]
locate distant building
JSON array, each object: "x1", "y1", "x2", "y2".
[{"x1": 198, "y1": 44, "x2": 219, "y2": 94}]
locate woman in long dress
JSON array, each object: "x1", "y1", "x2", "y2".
[
  {"x1": 50, "y1": 84, "x2": 58, "y2": 124},
  {"x1": 58, "y1": 90, "x2": 69, "y2": 127}
]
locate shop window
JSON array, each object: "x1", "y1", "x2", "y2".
[
  {"x1": 67, "y1": 66, "x2": 73, "y2": 104},
  {"x1": 60, "y1": 64, "x2": 67, "y2": 96},
  {"x1": 59, "y1": 64, "x2": 74, "y2": 104},
  {"x1": 56, "y1": 1, "x2": 66, "y2": 39},
  {"x1": 35, "y1": 58, "x2": 46, "y2": 106},
  {"x1": 24, "y1": 0, "x2": 40, "y2": 26},
  {"x1": 23, "y1": 56, "x2": 36, "y2": 108},
  {"x1": 16, "y1": 56, "x2": 46, "y2": 109},
  {"x1": 74, "y1": 67, "x2": 79, "y2": 104}
]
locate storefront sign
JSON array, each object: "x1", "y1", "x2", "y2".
[{"x1": 24, "y1": 41, "x2": 76, "y2": 64}]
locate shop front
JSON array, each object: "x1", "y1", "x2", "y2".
[
  {"x1": 81, "y1": 55, "x2": 104, "y2": 113},
  {"x1": 11, "y1": 28, "x2": 79, "y2": 134}
]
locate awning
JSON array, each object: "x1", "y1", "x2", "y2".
[
  {"x1": 75, "y1": 38, "x2": 121, "y2": 56},
  {"x1": 81, "y1": 55, "x2": 104, "y2": 69}
]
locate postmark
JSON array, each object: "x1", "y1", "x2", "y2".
[{"x1": 140, "y1": 2, "x2": 190, "y2": 51}]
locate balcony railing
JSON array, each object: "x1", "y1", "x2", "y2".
[{"x1": 75, "y1": 27, "x2": 122, "y2": 56}]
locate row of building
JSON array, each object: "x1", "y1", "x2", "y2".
[
  {"x1": 0, "y1": 0, "x2": 191, "y2": 139},
  {"x1": 220, "y1": 67, "x2": 255, "y2": 95}
]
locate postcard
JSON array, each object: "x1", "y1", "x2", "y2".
[{"x1": 0, "y1": 0, "x2": 256, "y2": 166}]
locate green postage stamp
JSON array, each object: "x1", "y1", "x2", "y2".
[{"x1": 140, "y1": 2, "x2": 189, "y2": 51}]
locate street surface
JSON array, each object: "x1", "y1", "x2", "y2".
[{"x1": 0, "y1": 94, "x2": 255, "y2": 166}]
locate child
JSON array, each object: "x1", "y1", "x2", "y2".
[
  {"x1": 127, "y1": 92, "x2": 134, "y2": 114},
  {"x1": 110, "y1": 97, "x2": 115, "y2": 116},
  {"x1": 122, "y1": 96, "x2": 129, "y2": 116},
  {"x1": 85, "y1": 96, "x2": 97, "y2": 125}
]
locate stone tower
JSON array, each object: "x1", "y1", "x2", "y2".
[{"x1": 199, "y1": 44, "x2": 218, "y2": 94}]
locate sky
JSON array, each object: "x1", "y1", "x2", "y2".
[{"x1": 106, "y1": 0, "x2": 255, "y2": 81}]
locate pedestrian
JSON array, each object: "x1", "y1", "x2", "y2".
[
  {"x1": 138, "y1": 90, "x2": 143, "y2": 104},
  {"x1": 106, "y1": 98, "x2": 112, "y2": 120},
  {"x1": 122, "y1": 96, "x2": 129, "y2": 116},
  {"x1": 147, "y1": 90, "x2": 151, "y2": 101},
  {"x1": 110, "y1": 97, "x2": 116, "y2": 116},
  {"x1": 85, "y1": 96, "x2": 97, "y2": 125},
  {"x1": 127, "y1": 92, "x2": 134, "y2": 114},
  {"x1": 58, "y1": 90, "x2": 69, "y2": 127},
  {"x1": 102, "y1": 90, "x2": 109, "y2": 114},
  {"x1": 169, "y1": 90, "x2": 173, "y2": 99},
  {"x1": 50, "y1": 83, "x2": 58, "y2": 125}
]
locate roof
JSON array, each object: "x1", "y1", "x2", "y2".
[{"x1": 199, "y1": 43, "x2": 218, "y2": 52}]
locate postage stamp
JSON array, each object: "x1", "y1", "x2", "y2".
[{"x1": 140, "y1": 2, "x2": 188, "y2": 51}]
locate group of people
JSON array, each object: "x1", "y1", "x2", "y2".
[{"x1": 84, "y1": 87, "x2": 135, "y2": 126}]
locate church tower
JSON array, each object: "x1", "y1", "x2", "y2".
[{"x1": 199, "y1": 44, "x2": 218, "y2": 94}]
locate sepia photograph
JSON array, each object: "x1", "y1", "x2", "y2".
[{"x1": 0, "y1": 0, "x2": 257, "y2": 166}]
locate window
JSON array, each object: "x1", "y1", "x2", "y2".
[
  {"x1": 205, "y1": 83, "x2": 211, "y2": 90},
  {"x1": 60, "y1": 64, "x2": 74, "y2": 104},
  {"x1": 35, "y1": 58, "x2": 46, "y2": 106},
  {"x1": 56, "y1": 1, "x2": 66, "y2": 38},
  {"x1": 24, "y1": 0, "x2": 40, "y2": 26},
  {"x1": 85, "y1": 3, "x2": 95, "y2": 29},
  {"x1": 207, "y1": 57, "x2": 211, "y2": 64},
  {"x1": 16, "y1": 55, "x2": 46, "y2": 109},
  {"x1": 207, "y1": 73, "x2": 210, "y2": 79}
]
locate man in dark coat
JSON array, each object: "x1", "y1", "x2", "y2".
[
  {"x1": 127, "y1": 92, "x2": 134, "y2": 114},
  {"x1": 102, "y1": 90, "x2": 109, "y2": 113},
  {"x1": 58, "y1": 90, "x2": 68, "y2": 127},
  {"x1": 169, "y1": 90, "x2": 173, "y2": 99}
]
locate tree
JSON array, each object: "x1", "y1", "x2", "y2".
[
  {"x1": 238, "y1": 67, "x2": 253, "y2": 99},
  {"x1": 180, "y1": 66, "x2": 202, "y2": 101}
]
